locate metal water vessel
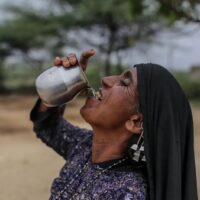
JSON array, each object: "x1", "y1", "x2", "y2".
[{"x1": 36, "y1": 65, "x2": 91, "y2": 107}]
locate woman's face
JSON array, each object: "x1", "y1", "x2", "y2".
[{"x1": 80, "y1": 68, "x2": 138, "y2": 129}]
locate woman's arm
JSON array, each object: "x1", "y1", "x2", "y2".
[
  {"x1": 30, "y1": 49, "x2": 95, "y2": 160},
  {"x1": 30, "y1": 99, "x2": 92, "y2": 160}
]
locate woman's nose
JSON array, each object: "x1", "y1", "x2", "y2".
[{"x1": 101, "y1": 76, "x2": 118, "y2": 88}]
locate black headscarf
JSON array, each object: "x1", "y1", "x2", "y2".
[{"x1": 135, "y1": 64, "x2": 198, "y2": 200}]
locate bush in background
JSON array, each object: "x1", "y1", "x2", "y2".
[{"x1": 174, "y1": 71, "x2": 200, "y2": 101}]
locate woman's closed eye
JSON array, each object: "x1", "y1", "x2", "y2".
[{"x1": 120, "y1": 78, "x2": 131, "y2": 86}]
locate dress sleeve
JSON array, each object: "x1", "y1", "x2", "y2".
[{"x1": 30, "y1": 99, "x2": 92, "y2": 161}]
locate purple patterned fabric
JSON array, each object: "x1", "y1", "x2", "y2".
[{"x1": 30, "y1": 102, "x2": 147, "y2": 200}]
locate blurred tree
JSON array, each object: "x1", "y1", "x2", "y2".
[
  {"x1": 0, "y1": 0, "x2": 164, "y2": 76},
  {"x1": 0, "y1": 4, "x2": 77, "y2": 93},
  {"x1": 0, "y1": 9, "x2": 63, "y2": 67},
  {"x1": 156, "y1": 0, "x2": 200, "y2": 23},
  {"x1": 0, "y1": 0, "x2": 199, "y2": 94},
  {"x1": 55, "y1": 0, "x2": 163, "y2": 75},
  {"x1": 1, "y1": 0, "x2": 199, "y2": 77}
]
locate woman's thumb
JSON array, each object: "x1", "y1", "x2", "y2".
[{"x1": 79, "y1": 49, "x2": 96, "y2": 71}]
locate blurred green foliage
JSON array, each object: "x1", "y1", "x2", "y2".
[
  {"x1": 1, "y1": 64, "x2": 36, "y2": 94},
  {"x1": 174, "y1": 71, "x2": 200, "y2": 100},
  {"x1": 156, "y1": 0, "x2": 200, "y2": 23},
  {"x1": 85, "y1": 64, "x2": 101, "y2": 90}
]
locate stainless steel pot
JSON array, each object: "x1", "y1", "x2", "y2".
[{"x1": 35, "y1": 65, "x2": 90, "y2": 107}]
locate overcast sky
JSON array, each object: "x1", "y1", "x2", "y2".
[
  {"x1": 0, "y1": 0, "x2": 200, "y2": 71},
  {"x1": 124, "y1": 24, "x2": 200, "y2": 71}
]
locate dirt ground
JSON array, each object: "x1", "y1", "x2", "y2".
[{"x1": 0, "y1": 95, "x2": 199, "y2": 200}]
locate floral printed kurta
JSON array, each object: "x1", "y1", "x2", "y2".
[{"x1": 30, "y1": 100, "x2": 147, "y2": 200}]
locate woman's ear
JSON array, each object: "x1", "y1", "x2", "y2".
[{"x1": 125, "y1": 114, "x2": 143, "y2": 134}]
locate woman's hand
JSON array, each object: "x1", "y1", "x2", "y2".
[{"x1": 53, "y1": 49, "x2": 96, "y2": 71}]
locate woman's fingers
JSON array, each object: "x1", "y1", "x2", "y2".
[
  {"x1": 67, "y1": 53, "x2": 78, "y2": 66},
  {"x1": 54, "y1": 57, "x2": 62, "y2": 66},
  {"x1": 62, "y1": 57, "x2": 70, "y2": 68},
  {"x1": 80, "y1": 49, "x2": 96, "y2": 71},
  {"x1": 53, "y1": 49, "x2": 95, "y2": 70},
  {"x1": 54, "y1": 54, "x2": 78, "y2": 68}
]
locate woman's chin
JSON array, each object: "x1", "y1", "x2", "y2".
[
  {"x1": 81, "y1": 97, "x2": 100, "y2": 109},
  {"x1": 80, "y1": 107, "x2": 93, "y2": 124},
  {"x1": 80, "y1": 104, "x2": 97, "y2": 124},
  {"x1": 80, "y1": 104, "x2": 93, "y2": 118},
  {"x1": 80, "y1": 97, "x2": 103, "y2": 125}
]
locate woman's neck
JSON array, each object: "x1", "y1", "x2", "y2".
[{"x1": 91, "y1": 128, "x2": 131, "y2": 163}]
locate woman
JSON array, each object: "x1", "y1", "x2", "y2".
[{"x1": 30, "y1": 49, "x2": 198, "y2": 199}]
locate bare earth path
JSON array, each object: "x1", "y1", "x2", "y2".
[{"x1": 0, "y1": 95, "x2": 199, "y2": 200}]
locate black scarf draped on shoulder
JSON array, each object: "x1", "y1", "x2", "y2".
[{"x1": 135, "y1": 64, "x2": 198, "y2": 200}]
